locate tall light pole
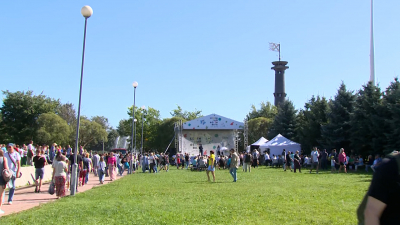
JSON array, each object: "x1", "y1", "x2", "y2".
[
  {"x1": 134, "y1": 119, "x2": 137, "y2": 151},
  {"x1": 140, "y1": 105, "x2": 146, "y2": 155},
  {"x1": 130, "y1": 82, "x2": 138, "y2": 173},
  {"x1": 71, "y1": 5, "x2": 93, "y2": 196}
]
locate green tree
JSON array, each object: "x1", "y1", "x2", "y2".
[
  {"x1": 381, "y1": 78, "x2": 400, "y2": 153},
  {"x1": 78, "y1": 118, "x2": 108, "y2": 148},
  {"x1": 268, "y1": 100, "x2": 298, "y2": 140},
  {"x1": 155, "y1": 117, "x2": 186, "y2": 152},
  {"x1": 57, "y1": 103, "x2": 76, "y2": 126},
  {"x1": 0, "y1": 90, "x2": 60, "y2": 144},
  {"x1": 248, "y1": 117, "x2": 273, "y2": 144},
  {"x1": 118, "y1": 106, "x2": 162, "y2": 152},
  {"x1": 36, "y1": 113, "x2": 71, "y2": 146},
  {"x1": 91, "y1": 116, "x2": 110, "y2": 131},
  {"x1": 297, "y1": 96, "x2": 329, "y2": 152},
  {"x1": 170, "y1": 105, "x2": 202, "y2": 121},
  {"x1": 246, "y1": 101, "x2": 277, "y2": 120},
  {"x1": 350, "y1": 82, "x2": 384, "y2": 156},
  {"x1": 321, "y1": 83, "x2": 355, "y2": 151}
]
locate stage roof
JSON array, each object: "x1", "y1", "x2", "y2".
[{"x1": 182, "y1": 114, "x2": 244, "y2": 130}]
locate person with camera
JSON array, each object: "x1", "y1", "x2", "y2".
[{"x1": 4, "y1": 143, "x2": 21, "y2": 205}]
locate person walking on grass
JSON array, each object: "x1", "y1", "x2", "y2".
[
  {"x1": 33, "y1": 149, "x2": 46, "y2": 193},
  {"x1": 282, "y1": 149, "x2": 287, "y2": 171},
  {"x1": 243, "y1": 152, "x2": 252, "y2": 172},
  {"x1": 310, "y1": 147, "x2": 320, "y2": 174},
  {"x1": 206, "y1": 150, "x2": 216, "y2": 182},
  {"x1": 338, "y1": 148, "x2": 347, "y2": 173},
  {"x1": 52, "y1": 152, "x2": 67, "y2": 199},
  {"x1": 285, "y1": 151, "x2": 293, "y2": 172},
  {"x1": 229, "y1": 149, "x2": 239, "y2": 182},
  {"x1": 0, "y1": 148, "x2": 10, "y2": 214},
  {"x1": 331, "y1": 156, "x2": 338, "y2": 173},
  {"x1": 164, "y1": 153, "x2": 170, "y2": 172},
  {"x1": 293, "y1": 151, "x2": 301, "y2": 173}
]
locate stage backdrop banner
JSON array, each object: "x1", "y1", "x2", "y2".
[{"x1": 181, "y1": 130, "x2": 236, "y2": 156}]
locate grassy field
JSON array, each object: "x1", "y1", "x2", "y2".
[{"x1": 0, "y1": 166, "x2": 371, "y2": 225}]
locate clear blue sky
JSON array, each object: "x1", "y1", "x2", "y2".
[{"x1": 1, "y1": 1, "x2": 399, "y2": 128}]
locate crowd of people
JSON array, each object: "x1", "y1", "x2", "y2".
[
  {"x1": 243, "y1": 147, "x2": 383, "y2": 174},
  {"x1": 0, "y1": 141, "x2": 139, "y2": 215}
]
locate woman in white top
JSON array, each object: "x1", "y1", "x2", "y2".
[{"x1": 52, "y1": 152, "x2": 67, "y2": 199}]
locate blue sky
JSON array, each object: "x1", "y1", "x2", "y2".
[{"x1": 1, "y1": 0, "x2": 399, "y2": 128}]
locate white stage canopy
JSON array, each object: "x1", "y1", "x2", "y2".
[
  {"x1": 179, "y1": 114, "x2": 244, "y2": 156},
  {"x1": 259, "y1": 134, "x2": 301, "y2": 157},
  {"x1": 251, "y1": 137, "x2": 268, "y2": 146}
]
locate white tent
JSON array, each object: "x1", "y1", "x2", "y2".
[
  {"x1": 259, "y1": 134, "x2": 301, "y2": 157},
  {"x1": 251, "y1": 137, "x2": 268, "y2": 146}
]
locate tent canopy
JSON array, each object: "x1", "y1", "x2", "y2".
[
  {"x1": 251, "y1": 137, "x2": 268, "y2": 146},
  {"x1": 259, "y1": 134, "x2": 301, "y2": 156}
]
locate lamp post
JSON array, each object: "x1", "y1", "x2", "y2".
[
  {"x1": 134, "y1": 118, "x2": 137, "y2": 151},
  {"x1": 140, "y1": 105, "x2": 146, "y2": 155},
  {"x1": 71, "y1": 5, "x2": 93, "y2": 196},
  {"x1": 130, "y1": 82, "x2": 138, "y2": 173}
]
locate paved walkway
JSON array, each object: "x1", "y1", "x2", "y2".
[{"x1": 0, "y1": 172, "x2": 124, "y2": 217}]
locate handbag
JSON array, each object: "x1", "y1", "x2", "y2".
[
  {"x1": 7, "y1": 152, "x2": 22, "y2": 178},
  {"x1": 48, "y1": 181, "x2": 55, "y2": 195},
  {"x1": 2, "y1": 156, "x2": 12, "y2": 183}
]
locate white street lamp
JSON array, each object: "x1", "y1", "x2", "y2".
[
  {"x1": 71, "y1": 5, "x2": 93, "y2": 196},
  {"x1": 130, "y1": 81, "x2": 138, "y2": 174}
]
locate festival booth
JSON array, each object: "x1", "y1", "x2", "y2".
[
  {"x1": 178, "y1": 114, "x2": 244, "y2": 156},
  {"x1": 250, "y1": 137, "x2": 268, "y2": 153},
  {"x1": 259, "y1": 134, "x2": 301, "y2": 157}
]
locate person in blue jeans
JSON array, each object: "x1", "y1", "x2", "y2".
[
  {"x1": 97, "y1": 156, "x2": 106, "y2": 184},
  {"x1": 229, "y1": 149, "x2": 239, "y2": 182},
  {"x1": 4, "y1": 144, "x2": 21, "y2": 205}
]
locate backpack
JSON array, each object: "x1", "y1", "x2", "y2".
[
  {"x1": 245, "y1": 154, "x2": 251, "y2": 163},
  {"x1": 357, "y1": 152, "x2": 400, "y2": 225}
]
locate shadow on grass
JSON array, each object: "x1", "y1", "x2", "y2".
[{"x1": 358, "y1": 179, "x2": 372, "y2": 182}]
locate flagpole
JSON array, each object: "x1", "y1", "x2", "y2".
[
  {"x1": 279, "y1": 43, "x2": 281, "y2": 61},
  {"x1": 370, "y1": 0, "x2": 375, "y2": 85}
]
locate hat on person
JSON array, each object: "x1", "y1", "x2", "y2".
[{"x1": 7, "y1": 143, "x2": 15, "y2": 147}]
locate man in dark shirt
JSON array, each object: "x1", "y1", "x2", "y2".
[
  {"x1": 285, "y1": 151, "x2": 293, "y2": 172},
  {"x1": 199, "y1": 144, "x2": 203, "y2": 156},
  {"x1": 363, "y1": 153, "x2": 400, "y2": 224},
  {"x1": 32, "y1": 149, "x2": 46, "y2": 193}
]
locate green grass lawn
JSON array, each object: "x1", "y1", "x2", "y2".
[{"x1": 0, "y1": 166, "x2": 372, "y2": 225}]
